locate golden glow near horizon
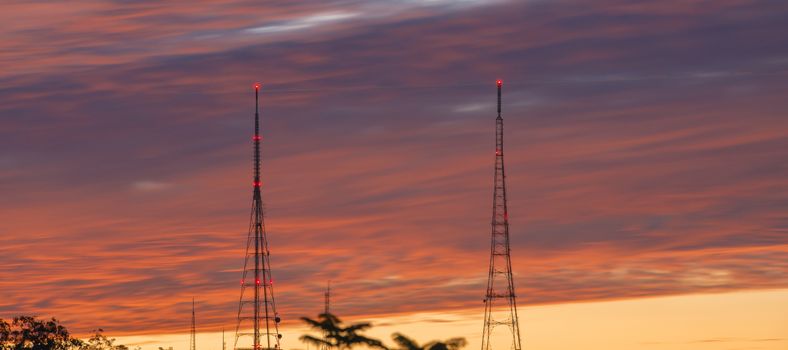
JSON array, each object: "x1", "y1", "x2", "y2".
[{"x1": 114, "y1": 289, "x2": 788, "y2": 350}]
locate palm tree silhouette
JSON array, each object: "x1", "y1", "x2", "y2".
[
  {"x1": 300, "y1": 313, "x2": 387, "y2": 350},
  {"x1": 390, "y1": 333, "x2": 467, "y2": 350}
]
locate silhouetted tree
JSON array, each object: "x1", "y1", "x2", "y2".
[
  {"x1": 390, "y1": 333, "x2": 466, "y2": 350},
  {"x1": 0, "y1": 317, "x2": 135, "y2": 350},
  {"x1": 79, "y1": 330, "x2": 129, "y2": 350},
  {"x1": 0, "y1": 316, "x2": 83, "y2": 350},
  {"x1": 299, "y1": 313, "x2": 386, "y2": 350}
]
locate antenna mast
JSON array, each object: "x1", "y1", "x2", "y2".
[{"x1": 481, "y1": 80, "x2": 523, "y2": 350}]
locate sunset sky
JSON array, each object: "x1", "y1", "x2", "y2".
[{"x1": 1, "y1": 1, "x2": 787, "y2": 350}]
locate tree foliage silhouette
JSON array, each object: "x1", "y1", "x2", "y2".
[
  {"x1": 390, "y1": 333, "x2": 466, "y2": 350},
  {"x1": 80, "y1": 330, "x2": 131, "y2": 350},
  {"x1": 0, "y1": 317, "x2": 134, "y2": 350},
  {"x1": 299, "y1": 313, "x2": 386, "y2": 350},
  {"x1": 0, "y1": 316, "x2": 82, "y2": 350}
]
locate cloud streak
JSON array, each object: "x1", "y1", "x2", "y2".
[{"x1": 244, "y1": 11, "x2": 360, "y2": 35}]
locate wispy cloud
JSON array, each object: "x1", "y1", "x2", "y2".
[
  {"x1": 132, "y1": 181, "x2": 171, "y2": 192},
  {"x1": 454, "y1": 102, "x2": 490, "y2": 113},
  {"x1": 244, "y1": 11, "x2": 360, "y2": 35}
]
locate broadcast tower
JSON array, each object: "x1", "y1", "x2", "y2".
[
  {"x1": 234, "y1": 83, "x2": 282, "y2": 350},
  {"x1": 480, "y1": 80, "x2": 523, "y2": 350}
]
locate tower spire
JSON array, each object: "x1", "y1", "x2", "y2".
[
  {"x1": 497, "y1": 79, "x2": 502, "y2": 117},
  {"x1": 481, "y1": 79, "x2": 523, "y2": 350},
  {"x1": 235, "y1": 83, "x2": 282, "y2": 350}
]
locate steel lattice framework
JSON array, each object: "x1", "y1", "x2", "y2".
[
  {"x1": 235, "y1": 83, "x2": 282, "y2": 350},
  {"x1": 481, "y1": 80, "x2": 523, "y2": 350}
]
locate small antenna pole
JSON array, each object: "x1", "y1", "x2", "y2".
[
  {"x1": 324, "y1": 281, "x2": 331, "y2": 315},
  {"x1": 190, "y1": 298, "x2": 197, "y2": 350}
]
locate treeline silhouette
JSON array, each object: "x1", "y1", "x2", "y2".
[
  {"x1": 1, "y1": 314, "x2": 466, "y2": 350},
  {"x1": 0, "y1": 316, "x2": 135, "y2": 350}
]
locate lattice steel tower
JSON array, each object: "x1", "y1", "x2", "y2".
[
  {"x1": 235, "y1": 83, "x2": 282, "y2": 350},
  {"x1": 481, "y1": 80, "x2": 523, "y2": 350}
]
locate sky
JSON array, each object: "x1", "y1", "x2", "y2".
[{"x1": 1, "y1": 0, "x2": 787, "y2": 349}]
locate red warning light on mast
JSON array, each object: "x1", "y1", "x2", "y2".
[
  {"x1": 254, "y1": 83, "x2": 261, "y2": 90},
  {"x1": 496, "y1": 79, "x2": 503, "y2": 87}
]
